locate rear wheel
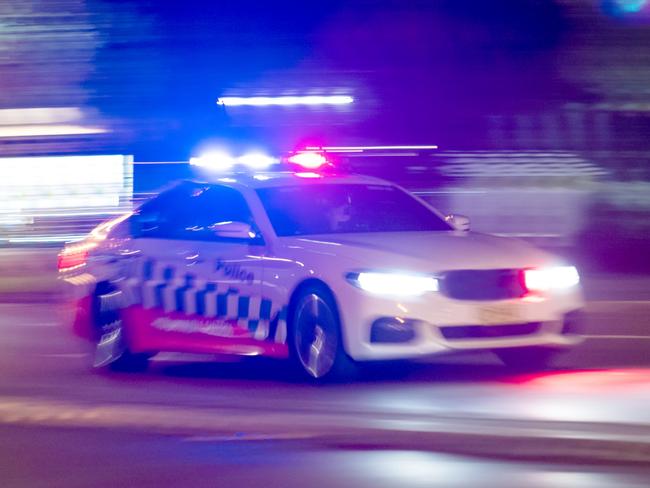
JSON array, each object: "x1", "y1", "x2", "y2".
[
  {"x1": 289, "y1": 286, "x2": 355, "y2": 380},
  {"x1": 92, "y1": 287, "x2": 149, "y2": 372},
  {"x1": 496, "y1": 347, "x2": 557, "y2": 372}
]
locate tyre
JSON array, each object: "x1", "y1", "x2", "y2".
[
  {"x1": 92, "y1": 287, "x2": 150, "y2": 373},
  {"x1": 289, "y1": 286, "x2": 355, "y2": 380},
  {"x1": 496, "y1": 347, "x2": 557, "y2": 372}
]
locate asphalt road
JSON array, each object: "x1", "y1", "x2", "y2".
[
  {"x1": 0, "y1": 285, "x2": 648, "y2": 486},
  {"x1": 0, "y1": 298, "x2": 648, "y2": 412},
  {"x1": 2, "y1": 425, "x2": 650, "y2": 488}
]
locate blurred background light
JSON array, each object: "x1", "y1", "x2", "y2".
[
  {"x1": 0, "y1": 108, "x2": 83, "y2": 125},
  {"x1": 307, "y1": 145, "x2": 439, "y2": 152},
  {"x1": 602, "y1": 0, "x2": 650, "y2": 17},
  {"x1": 0, "y1": 155, "x2": 132, "y2": 245},
  {"x1": 0, "y1": 107, "x2": 107, "y2": 138},
  {"x1": 217, "y1": 95, "x2": 354, "y2": 107},
  {"x1": 0, "y1": 125, "x2": 107, "y2": 138},
  {"x1": 9, "y1": 235, "x2": 91, "y2": 244},
  {"x1": 1, "y1": 156, "x2": 124, "y2": 187},
  {"x1": 606, "y1": 0, "x2": 647, "y2": 14}
]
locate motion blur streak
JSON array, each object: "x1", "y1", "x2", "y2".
[
  {"x1": 217, "y1": 95, "x2": 354, "y2": 106},
  {"x1": 0, "y1": 107, "x2": 106, "y2": 138},
  {"x1": 0, "y1": 125, "x2": 107, "y2": 138},
  {"x1": 0, "y1": 155, "x2": 133, "y2": 244},
  {"x1": 307, "y1": 145, "x2": 439, "y2": 151},
  {"x1": 518, "y1": 369, "x2": 650, "y2": 391},
  {"x1": 0, "y1": 107, "x2": 83, "y2": 124}
]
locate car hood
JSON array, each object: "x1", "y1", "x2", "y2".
[{"x1": 280, "y1": 231, "x2": 559, "y2": 272}]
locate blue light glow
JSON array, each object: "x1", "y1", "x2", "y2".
[{"x1": 190, "y1": 152, "x2": 278, "y2": 171}]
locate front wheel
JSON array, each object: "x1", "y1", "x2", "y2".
[{"x1": 289, "y1": 287, "x2": 355, "y2": 380}]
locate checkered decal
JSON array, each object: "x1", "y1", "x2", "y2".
[{"x1": 121, "y1": 259, "x2": 288, "y2": 344}]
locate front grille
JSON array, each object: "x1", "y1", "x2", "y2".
[
  {"x1": 440, "y1": 322, "x2": 541, "y2": 340},
  {"x1": 440, "y1": 269, "x2": 526, "y2": 301}
]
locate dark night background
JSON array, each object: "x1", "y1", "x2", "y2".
[
  {"x1": 1, "y1": 0, "x2": 650, "y2": 266},
  {"x1": 2, "y1": 0, "x2": 649, "y2": 161}
]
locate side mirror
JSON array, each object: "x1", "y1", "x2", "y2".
[
  {"x1": 445, "y1": 214, "x2": 470, "y2": 232},
  {"x1": 210, "y1": 221, "x2": 258, "y2": 240}
]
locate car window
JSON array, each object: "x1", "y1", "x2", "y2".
[
  {"x1": 136, "y1": 183, "x2": 257, "y2": 242},
  {"x1": 135, "y1": 183, "x2": 196, "y2": 238},
  {"x1": 257, "y1": 183, "x2": 452, "y2": 236},
  {"x1": 178, "y1": 185, "x2": 257, "y2": 241}
]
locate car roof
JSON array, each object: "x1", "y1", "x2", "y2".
[{"x1": 188, "y1": 171, "x2": 392, "y2": 190}]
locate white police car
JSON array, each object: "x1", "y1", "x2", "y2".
[{"x1": 59, "y1": 153, "x2": 584, "y2": 379}]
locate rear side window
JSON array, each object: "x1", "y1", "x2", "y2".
[
  {"x1": 135, "y1": 183, "x2": 195, "y2": 238},
  {"x1": 135, "y1": 183, "x2": 257, "y2": 241}
]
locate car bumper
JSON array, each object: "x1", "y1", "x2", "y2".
[{"x1": 337, "y1": 286, "x2": 585, "y2": 361}]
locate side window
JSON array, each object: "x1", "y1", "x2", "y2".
[
  {"x1": 134, "y1": 183, "x2": 258, "y2": 242},
  {"x1": 178, "y1": 185, "x2": 259, "y2": 242},
  {"x1": 134, "y1": 183, "x2": 196, "y2": 239}
]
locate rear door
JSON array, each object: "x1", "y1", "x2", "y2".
[{"x1": 123, "y1": 183, "x2": 272, "y2": 354}]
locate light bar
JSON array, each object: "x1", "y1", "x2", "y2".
[
  {"x1": 190, "y1": 152, "x2": 278, "y2": 171},
  {"x1": 217, "y1": 95, "x2": 354, "y2": 107},
  {"x1": 287, "y1": 152, "x2": 328, "y2": 169},
  {"x1": 190, "y1": 152, "x2": 236, "y2": 170},
  {"x1": 237, "y1": 153, "x2": 277, "y2": 169}
]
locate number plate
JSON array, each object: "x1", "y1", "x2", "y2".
[{"x1": 477, "y1": 304, "x2": 521, "y2": 325}]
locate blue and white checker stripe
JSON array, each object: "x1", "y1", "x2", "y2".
[{"x1": 125, "y1": 259, "x2": 288, "y2": 344}]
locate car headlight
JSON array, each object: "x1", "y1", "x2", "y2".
[
  {"x1": 346, "y1": 272, "x2": 439, "y2": 296},
  {"x1": 523, "y1": 266, "x2": 580, "y2": 292}
]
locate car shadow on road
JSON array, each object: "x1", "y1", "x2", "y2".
[{"x1": 150, "y1": 353, "x2": 542, "y2": 386}]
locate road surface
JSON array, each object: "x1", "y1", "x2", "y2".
[{"x1": 0, "y1": 279, "x2": 648, "y2": 486}]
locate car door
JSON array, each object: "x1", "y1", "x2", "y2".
[
  {"x1": 122, "y1": 182, "x2": 268, "y2": 353},
  {"x1": 173, "y1": 184, "x2": 268, "y2": 343}
]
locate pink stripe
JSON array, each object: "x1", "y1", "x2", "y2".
[{"x1": 121, "y1": 306, "x2": 289, "y2": 359}]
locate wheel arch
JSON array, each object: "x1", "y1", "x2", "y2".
[{"x1": 89, "y1": 280, "x2": 125, "y2": 340}]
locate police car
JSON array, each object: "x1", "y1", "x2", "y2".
[{"x1": 59, "y1": 152, "x2": 584, "y2": 379}]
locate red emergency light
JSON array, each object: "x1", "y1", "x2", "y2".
[{"x1": 287, "y1": 151, "x2": 329, "y2": 170}]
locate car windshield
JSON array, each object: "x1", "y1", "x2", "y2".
[{"x1": 256, "y1": 183, "x2": 452, "y2": 236}]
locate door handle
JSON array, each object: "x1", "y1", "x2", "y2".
[{"x1": 182, "y1": 251, "x2": 204, "y2": 265}]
